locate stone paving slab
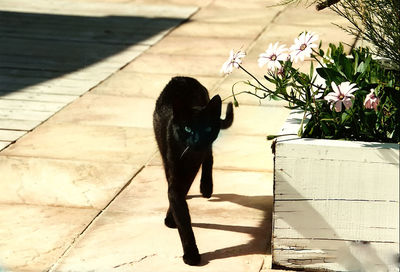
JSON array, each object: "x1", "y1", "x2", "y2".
[
  {"x1": 0, "y1": 155, "x2": 139, "y2": 209},
  {"x1": 126, "y1": 0, "x2": 213, "y2": 7},
  {"x1": 47, "y1": 93, "x2": 155, "y2": 129},
  {"x1": 107, "y1": 166, "x2": 273, "y2": 215},
  {"x1": 0, "y1": 204, "x2": 98, "y2": 272},
  {"x1": 0, "y1": 0, "x2": 197, "y2": 18},
  {"x1": 221, "y1": 105, "x2": 290, "y2": 137},
  {"x1": 0, "y1": 0, "x2": 197, "y2": 151},
  {"x1": 124, "y1": 53, "x2": 228, "y2": 77},
  {"x1": 210, "y1": 0, "x2": 281, "y2": 9},
  {"x1": 149, "y1": 36, "x2": 254, "y2": 57},
  {"x1": 273, "y1": 4, "x2": 349, "y2": 26},
  {"x1": 189, "y1": 4, "x2": 284, "y2": 25},
  {"x1": 92, "y1": 72, "x2": 222, "y2": 99},
  {"x1": 2, "y1": 123, "x2": 157, "y2": 165},
  {"x1": 54, "y1": 166, "x2": 273, "y2": 272},
  {"x1": 247, "y1": 23, "x2": 355, "y2": 59},
  {"x1": 149, "y1": 133, "x2": 275, "y2": 173},
  {"x1": 214, "y1": 75, "x2": 288, "y2": 107},
  {"x1": 169, "y1": 21, "x2": 266, "y2": 39}
]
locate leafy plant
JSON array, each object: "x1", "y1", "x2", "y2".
[
  {"x1": 221, "y1": 32, "x2": 400, "y2": 143},
  {"x1": 275, "y1": 0, "x2": 400, "y2": 71},
  {"x1": 330, "y1": 0, "x2": 400, "y2": 70}
]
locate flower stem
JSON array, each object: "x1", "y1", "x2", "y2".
[{"x1": 238, "y1": 64, "x2": 273, "y2": 92}]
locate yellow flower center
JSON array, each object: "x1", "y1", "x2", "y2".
[
  {"x1": 270, "y1": 54, "x2": 277, "y2": 61},
  {"x1": 300, "y1": 44, "x2": 307, "y2": 51}
]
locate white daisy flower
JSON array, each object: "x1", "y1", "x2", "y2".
[
  {"x1": 258, "y1": 42, "x2": 289, "y2": 71},
  {"x1": 221, "y1": 49, "x2": 246, "y2": 74},
  {"x1": 324, "y1": 81, "x2": 358, "y2": 112},
  {"x1": 289, "y1": 32, "x2": 319, "y2": 63}
]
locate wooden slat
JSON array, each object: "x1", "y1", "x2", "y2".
[
  {"x1": 0, "y1": 37, "x2": 129, "y2": 61},
  {"x1": 0, "y1": 129, "x2": 27, "y2": 142},
  {"x1": 0, "y1": 119, "x2": 41, "y2": 131},
  {"x1": 0, "y1": 99, "x2": 65, "y2": 112},
  {"x1": 0, "y1": 141, "x2": 11, "y2": 151},
  {"x1": 273, "y1": 239, "x2": 398, "y2": 271},
  {"x1": 274, "y1": 200, "x2": 398, "y2": 242},
  {"x1": 0, "y1": 91, "x2": 77, "y2": 103},
  {"x1": 0, "y1": 0, "x2": 197, "y2": 18},
  {"x1": 274, "y1": 157, "x2": 399, "y2": 201},
  {"x1": 0, "y1": 109, "x2": 54, "y2": 121},
  {"x1": 0, "y1": 0, "x2": 196, "y2": 135},
  {"x1": 0, "y1": 13, "x2": 180, "y2": 31}
]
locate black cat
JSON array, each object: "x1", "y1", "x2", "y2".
[{"x1": 153, "y1": 76, "x2": 233, "y2": 265}]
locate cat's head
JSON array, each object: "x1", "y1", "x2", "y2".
[{"x1": 172, "y1": 95, "x2": 222, "y2": 151}]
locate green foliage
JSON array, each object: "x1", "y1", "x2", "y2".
[
  {"x1": 330, "y1": 0, "x2": 400, "y2": 70},
  {"x1": 233, "y1": 42, "x2": 399, "y2": 143},
  {"x1": 308, "y1": 44, "x2": 400, "y2": 142},
  {"x1": 275, "y1": 0, "x2": 400, "y2": 73}
]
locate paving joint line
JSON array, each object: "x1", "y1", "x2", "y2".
[{"x1": 47, "y1": 165, "x2": 146, "y2": 272}]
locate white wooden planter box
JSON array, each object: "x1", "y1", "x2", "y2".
[{"x1": 272, "y1": 111, "x2": 400, "y2": 271}]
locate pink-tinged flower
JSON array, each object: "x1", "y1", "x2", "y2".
[
  {"x1": 324, "y1": 81, "x2": 358, "y2": 112},
  {"x1": 221, "y1": 49, "x2": 246, "y2": 74},
  {"x1": 258, "y1": 42, "x2": 289, "y2": 71},
  {"x1": 364, "y1": 89, "x2": 380, "y2": 111},
  {"x1": 289, "y1": 32, "x2": 319, "y2": 63}
]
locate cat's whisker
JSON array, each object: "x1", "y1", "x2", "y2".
[{"x1": 180, "y1": 146, "x2": 190, "y2": 159}]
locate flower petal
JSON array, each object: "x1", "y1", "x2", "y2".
[
  {"x1": 334, "y1": 100, "x2": 342, "y2": 112},
  {"x1": 330, "y1": 81, "x2": 341, "y2": 95},
  {"x1": 342, "y1": 98, "x2": 353, "y2": 110}
]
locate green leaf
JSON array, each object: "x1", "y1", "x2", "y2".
[
  {"x1": 341, "y1": 112, "x2": 350, "y2": 123},
  {"x1": 309, "y1": 61, "x2": 314, "y2": 79},
  {"x1": 316, "y1": 67, "x2": 344, "y2": 81},
  {"x1": 356, "y1": 61, "x2": 366, "y2": 73},
  {"x1": 321, "y1": 121, "x2": 331, "y2": 135},
  {"x1": 264, "y1": 75, "x2": 277, "y2": 84},
  {"x1": 270, "y1": 94, "x2": 281, "y2": 101}
]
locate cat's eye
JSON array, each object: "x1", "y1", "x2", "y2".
[
  {"x1": 205, "y1": 127, "x2": 212, "y2": 133},
  {"x1": 184, "y1": 126, "x2": 193, "y2": 134}
]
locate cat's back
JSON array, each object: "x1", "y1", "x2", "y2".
[{"x1": 155, "y1": 76, "x2": 210, "y2": 112}]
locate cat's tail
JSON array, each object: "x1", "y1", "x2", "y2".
[{"x1": 220, "y1": 102, "x2": 234, "y2": 129}]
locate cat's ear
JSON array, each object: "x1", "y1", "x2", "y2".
[{"x1": 206, "y1": 95, "x2": 222, "y2": 118}]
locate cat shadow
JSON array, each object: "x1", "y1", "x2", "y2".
[{"x1": 187, "y1": 193, "x2": 273, "y2": 264}]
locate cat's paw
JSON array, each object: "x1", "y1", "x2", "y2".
[
  {"x1": 183, "y1": 248, "x2": 201, "y2": 266},
  {"x1": 164, "y1": 214, "x2": 177, "y2": 229},
  {"x1": 200, "y1": 180, "x2": 213, "y2": 198}
]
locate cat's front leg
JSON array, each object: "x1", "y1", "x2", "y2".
[
  {"x1": 200, "y1": 148, "x2": 213, "y2": 198},
  {"x1": 164, "y1": 207, "x2": 177, "y2": 228},
  {"x1": 168, "y1": 185, "x2": 201, "y2": 265}
]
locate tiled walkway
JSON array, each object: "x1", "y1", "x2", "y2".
[
  {"x1": 0, "y1": 0, "x2": 197, "y2": 150},
  {"x1": 0, "y1": 0, "x2": 355, "y2": 271}
]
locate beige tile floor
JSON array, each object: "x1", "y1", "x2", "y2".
[
  {"x1": 0, "y1": 0, "x2": 197, "y2": 150},
  {"x1": 0, "y1": 1, "x2": 355, "y2": 271}
]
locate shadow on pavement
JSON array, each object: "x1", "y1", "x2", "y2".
[
  {"x1": 189, "y1": 193, "x2": 273, "y2": 263},
  {"x1": 0, "y1": 10, "x2": 182, "y2": 95}
]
